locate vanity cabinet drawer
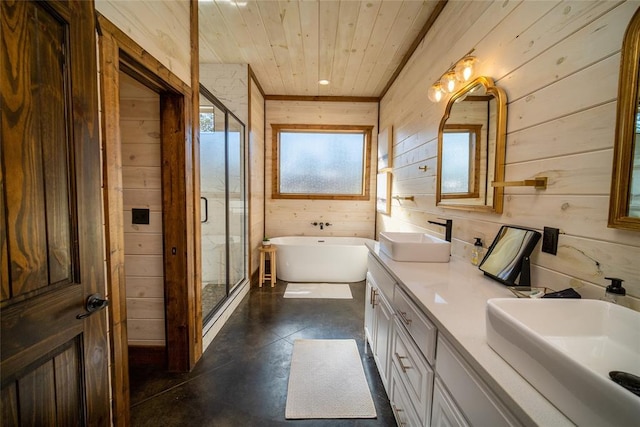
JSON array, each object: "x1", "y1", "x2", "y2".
[
  {"x1": 393, "y1": 287, "x2": 437, "y2": 364},
  {"x1": 367, "y1": 253, "x2": 395, "y2": 300},
  {"x1": 432, "y1": 378, "x2": 470, "y2": 427},
  {"x1": 436, "y1": 336, "x2": 522, "y2": 427},
  {"x1": 391, "y1": 319, "x2": 434, "y2": 426},
  {"x1": 390, "y1": 363, "x2": 422, "y2": 427}
]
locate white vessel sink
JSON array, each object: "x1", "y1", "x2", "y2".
[
  {"x1": 378, "y1": 232, "x2": 450, "y2": 262},
  {"x1": 486, "y1": 298, "x2": 640, "y2": 426}
]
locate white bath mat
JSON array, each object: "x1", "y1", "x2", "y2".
[
  {"x1": 284, "y1": 283, "x2": 352, "y2": 299},
  {"x1": 285, "y1": 339, "x2": 377, "y2": 419}
]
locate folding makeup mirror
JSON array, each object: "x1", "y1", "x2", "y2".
[{"x1": 479, "y1": 226, "x2": 541, "y2": 286}]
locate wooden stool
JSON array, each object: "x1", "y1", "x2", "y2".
[{"x1": 258, "y1": 246, "x2": 277, "y2": 287}]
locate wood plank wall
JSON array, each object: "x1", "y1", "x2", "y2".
[
  {"x1": 119, "y1": 72, "x2": 166, "y2": 346},
  {"x1": 265, "y1": 100, "x2": 378, "y2": 238},
  {"x1": 380, "y1": 0, "x2": 640, "y2": 308},
  {"x1": 95, "y1": 0, "x2": 191, "y2": 86},
  {"x1": 250, "y1": 79, "x2": 265, "y2": 278}
]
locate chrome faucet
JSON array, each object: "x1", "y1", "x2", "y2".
[{"x1": 428, "y1": 219, "x2": 453, "y2": 242}]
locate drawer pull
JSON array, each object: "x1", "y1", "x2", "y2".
[
  {"x1": 391, "y1": 405, "x2": 407, "y2": 426},
  {"x1": 398, "y1": 310, "x2": 412, "y2": 326},
  {"x1": 371, "y1": 289, "x2": 378, "y2": 307},
  {"x1": 395, "y1": 352, "x2": 412, "y2": 373}
]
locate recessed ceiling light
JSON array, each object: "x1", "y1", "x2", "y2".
[{"x1": 318, "y1": 79, "x2": 330, "y2": 85}]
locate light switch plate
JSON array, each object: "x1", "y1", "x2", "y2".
[
  {"x1": 542, "y1": 227, "x2": 559, "y2": 255},
  {"x1": 132, "y1": 208, "x2": 150, "y2": 225}
]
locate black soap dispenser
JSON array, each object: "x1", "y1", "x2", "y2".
[{"x1": 603, "y1": 277, "x2": 627, "y2": 307}]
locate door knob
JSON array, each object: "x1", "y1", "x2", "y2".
[{"x1": 76, "y1": 293, "x2": 109, "y2": 319}]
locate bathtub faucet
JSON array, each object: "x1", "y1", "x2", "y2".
[{"x1": 311, "y1": 221, "x2": 332, "y2": 230}]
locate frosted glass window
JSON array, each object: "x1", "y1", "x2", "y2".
[
  {"x1": 275, "y1": 127, "x2": 371, "y2": 198},
  {"x1": 441, "y1": 132, "x2": 472, "y2": 194}
]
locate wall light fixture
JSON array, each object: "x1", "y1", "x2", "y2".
[{"x1": 428, "y1": 50, "x2": 479, "y2": 103}]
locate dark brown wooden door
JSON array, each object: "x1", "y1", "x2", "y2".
[{"x1": 1, "y1": 1, "x2": 109, "y2": 425}]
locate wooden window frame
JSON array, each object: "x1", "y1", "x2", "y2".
[{"x1": 271, "y1": 124, "x2": 372, "y2": 200}]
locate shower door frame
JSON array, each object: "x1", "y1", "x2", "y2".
[{"x1": 199, "y1": 85, "x2": 248, "y2": 325}]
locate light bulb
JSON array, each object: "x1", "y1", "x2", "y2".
[
  {"x1": 428, "y1": 82, "x2": 444, "y2": 103},
  {"x1": 441, "y1": 71, "x2": 458, "y2": 93},
  {"x1": 455, "y1": 56, "x2": 478, "y2": 83}
]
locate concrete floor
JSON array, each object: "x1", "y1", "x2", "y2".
[{"x1": 129, "y1": 280, "x2": 396, "y2": 426}]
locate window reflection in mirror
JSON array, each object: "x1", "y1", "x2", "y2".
[
  {"x1": 631, "y1": 104, "x2": 640, "y2": 217},
  {"x1": 441, "y1": 125, "x2": 481, "y2": 198},
  {"x1": 437, "y1": 76, "x2": 506, "y2": 213}
]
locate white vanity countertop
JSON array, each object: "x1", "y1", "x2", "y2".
[{"x1": 366, "y1": 242, "x2": 573, "y2": 427}]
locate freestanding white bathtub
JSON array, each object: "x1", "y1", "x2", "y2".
[{"x1": 270, "y1": 236, "x2": 375, "y2": 282}]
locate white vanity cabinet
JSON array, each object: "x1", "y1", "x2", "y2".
[
  {"x1": 390, "y1": 363, "x2": 423, "y2": 426},
  {"x1": 365, "y1": 254, "x2": 396, "y2": 389},
  {"x1": 431, "y1": 378, "x2": 469, "y2": 427},
  {"x1": 434, "y1": 336, "x2": 522, "y2": 427},
  {"x1": 367, "y1": 254, "x2": 437, "y2": 427},
  {"x1": 366, "y1": 251, "x2": 528, "y2": 427},
  {"x1": 391, "y1": 315, "x2": 435, "y2": 426}
]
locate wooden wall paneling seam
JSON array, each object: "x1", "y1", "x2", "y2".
[
  {"x1": 256, "y1": 1, "x2": 296, "y2": 94},
  {"x1": 506, "y1": 102, "x2": 616, "y2": 164},
  {"x1": 506, "y1": 53, "x2": 619, "y2": 134},
  {"x1": 352, "y1": 1, "x2": 405, "y2": 96},
  {"x1": 127, "y1": 319, "x2": 166, "y2": 343},
  {"x1": 328, "y1": 1, "x2": 364, "y2": 95},
  {"x1": 277, "y1": 0, "x2": 306, "y2": 95},
  {"x1": 487, "y1": 1, "x2": 624, "y2": 97},
  {"x1": 238, "y1": 4, "x2": 282, "y2": 93},
  {"x1": 298, "y1": 1, "x2": 320, "y2": 95},
  {"x1": 500, "y1": 2, "x2": 635, "y2": 104},
  {"x1": 98, "y1": 30, "x2": 130, "y2": 427}
]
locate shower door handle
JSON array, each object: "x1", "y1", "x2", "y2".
[{"x1": 201, "y1": 197, "x2": 208, "y2": 223}]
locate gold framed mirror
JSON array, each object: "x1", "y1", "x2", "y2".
[
  {"x1": 609, "y1": 8, "x2": 640, "y2": 231},
  {"x1": 436, "y1": 76, "x2": 507, "y2": 213}
]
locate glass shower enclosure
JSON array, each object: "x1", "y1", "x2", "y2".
[{"x1": 199, "y1": 87, "x2": 247, "y2": 324}]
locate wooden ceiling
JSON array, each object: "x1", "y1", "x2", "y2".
[{"x1": 199, "y1": 0, "x2": 445, "y2": 98}]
